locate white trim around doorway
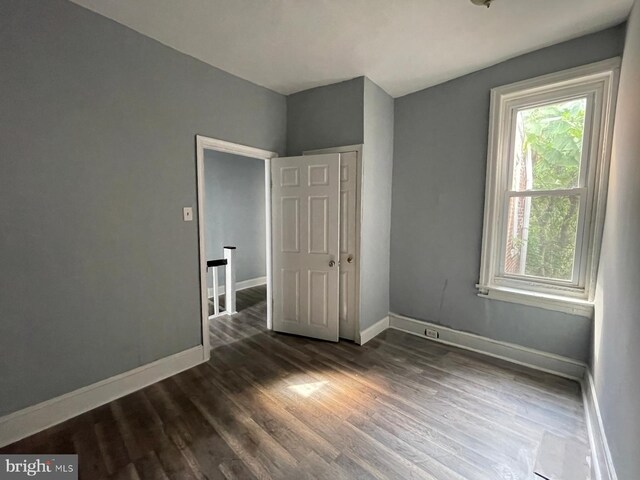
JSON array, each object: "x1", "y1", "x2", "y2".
[{"x1": 196, "y1": 136, "x2": 279, "y2": 360}]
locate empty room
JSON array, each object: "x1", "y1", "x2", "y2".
[{"x1": 1, "y1": 0, "x2": 638, "y2": 479}]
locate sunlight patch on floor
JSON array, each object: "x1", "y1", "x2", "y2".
[{"x1": 288, "y1": 381, "x2": 328, "y2": 397}]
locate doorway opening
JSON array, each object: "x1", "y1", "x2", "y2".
[{"x1": 195, "y1": 136, "x2": 278, "y2": 356}]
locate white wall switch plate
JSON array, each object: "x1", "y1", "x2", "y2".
[{"x1": 183, "y1": 207, "x2": 193, "y2": 221}]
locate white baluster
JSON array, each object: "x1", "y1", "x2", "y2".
[
  {"x1": 224, "y1": 246, "x2": 237, "y2": 314},
  {"x1": 212, "y1": 266, "x2": 220, "y2": 316}
]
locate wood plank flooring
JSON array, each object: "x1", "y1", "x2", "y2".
[{"x1": 1, "y1": 285, "x2": 590, "y2": 479}]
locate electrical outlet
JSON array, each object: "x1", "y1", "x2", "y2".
[{"x1": 425, "y1": 328, "x2": 439, "y2": 339}]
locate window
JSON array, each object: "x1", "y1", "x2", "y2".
[{"x1": 477, "y1": 59, "x2": 620, "y2": 316}]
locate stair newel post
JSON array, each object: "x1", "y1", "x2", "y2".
[{"x1": 224, "y1": 246, "x2": 237, "y2": 314}]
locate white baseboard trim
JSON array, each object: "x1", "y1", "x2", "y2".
[
  {"x1": 359, "y1": 316, "x2": 390, "y2": 345},
  {"x1": 388, "y1": 313, "x2": 586, "y2": 380},
  {"x1": 207, "y1": 276, "x2": 266, "y2": 298},
  {"x1": 582, "y1": 370, "x2": 618, "y2": 480},
  {"x1": 0, "y1": 345, "x2": 205, "y2": 448}
]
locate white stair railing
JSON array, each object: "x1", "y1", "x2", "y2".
[{"x1": 207, "y1": 246, "x2": 237, "y2": 319}]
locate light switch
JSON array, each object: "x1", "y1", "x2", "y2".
[{"x1": 183, "y1": 207, "x2": 193, "y2": 221}]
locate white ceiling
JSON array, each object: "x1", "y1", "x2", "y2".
[{"x1": 70, "y1": 0, "x2": 633, "y2": 98}]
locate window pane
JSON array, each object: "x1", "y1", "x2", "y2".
[
  {"x1": 511, "y1": 98, "x2": 587, "y2": 191},
  {"x1": 504, "y1": 195, "x2": 580, "y2": 281}
]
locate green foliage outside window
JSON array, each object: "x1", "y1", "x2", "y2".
[{"x1": 517, "y1": 99, "x2": 586, "y2": 280}]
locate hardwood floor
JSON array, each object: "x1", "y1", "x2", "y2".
[{"x1": 2, "y1": 285, "x2": 590, "y2": 479}]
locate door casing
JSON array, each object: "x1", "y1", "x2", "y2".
[{"x1": 195, "y1": 135, "x2": 278, "y2": 360}]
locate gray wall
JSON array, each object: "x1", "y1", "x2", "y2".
[
  {"x1": 592, "y1": 5, "x2": 640, "y2": 479},
  {"x1": 285, "y1": 76, "x2": 395, "y2": 333},
  {"x1": 204, "y1": 150, "x2": 266, "y2": 286},
  {"x1": 286, "y1": 78, "x2": 364, "y2": 155},
  {"x1": 390, "y1": 25, "x2": 626, "y2": 361},
  {"x1": 359, "y1": 79, "x2": 394, "y2": 330},
  {"x1": 0, "y1": 0, "x2": 285, "y2": 417}
]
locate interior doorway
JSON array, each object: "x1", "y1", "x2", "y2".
[
  {"x1": 195, "y1": 136, "x2": 278, "y2": 355},
  {"x1": 195, "y1": 137, "x2": 362, "y2": 355}
]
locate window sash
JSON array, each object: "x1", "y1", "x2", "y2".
[
  {"x1": 496, "y1": 91, "x2": 597, "y2": 288},
  {"x1": 505, "y1": 93, "x2": 595, "y2": 193},
  {"x1": 498, "y1": 191, "x2": 588, "y2": 287}
]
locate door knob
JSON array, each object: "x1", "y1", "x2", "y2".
[
  {"x1": 347, "y1": 255, "x2": 354, "y2": 264},
  {"x1": 329, "y1": 260, "x2": 336, "y2": 267}
]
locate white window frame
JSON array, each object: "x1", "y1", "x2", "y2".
[{"x1": 477, "y1": 58, "x2": 620, "y2": 317}]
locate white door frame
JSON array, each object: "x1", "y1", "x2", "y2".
[{"x1": 196, "y1": 135, "x2": 279, "y2": 359}]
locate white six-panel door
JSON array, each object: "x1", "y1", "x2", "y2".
[
  {"x1": 271, "y1": 154, "x2": 341, "y2": 341},
  {"x1": 338, "y1": 152, "x2": 358, "y2": 341}
]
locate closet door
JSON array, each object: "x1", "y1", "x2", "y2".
[
  {"x1": 338, "y1": 152, "x2": 358, "y2": 340},
  {"x1": 271, "y1": 154, "x2": 341, "y2": 341}
]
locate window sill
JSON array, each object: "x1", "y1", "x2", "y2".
[{"x1": 476, "y1": 285, "x2": 594, "y2": 318}]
